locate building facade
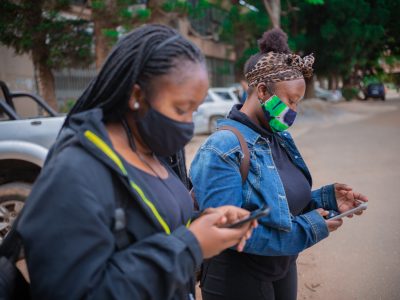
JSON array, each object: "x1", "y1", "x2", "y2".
[{"x1": 1, "y1": 2, "x2": 236, "y2": 107}]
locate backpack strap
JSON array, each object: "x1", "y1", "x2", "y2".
[
  {"x1": 218, "y1": 125, "x2": 250, "y2": 183},
  {"x1": 189, "y1": 125, "x2": 251, "y2": 208}
]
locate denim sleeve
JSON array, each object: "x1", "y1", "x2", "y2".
[
  {"x1": 190, "y1": 145, "x2": 243, "y2": 210},
  {"x1": 190, "y1": 145, "x2": 329, "y2": 257},
  {"x1": 243, "y1": 210, "x2": 329, "y2": 256},
  {"x1": 311, "y1": 184, "x2": 338, "y2": 211}
]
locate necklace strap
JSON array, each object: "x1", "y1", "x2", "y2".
[{"x1": 121, "y1": 117, "x2": 136, "y2": 152}]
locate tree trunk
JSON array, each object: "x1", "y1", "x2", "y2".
[
  {"x1": 33, "y1": 59, "x2": 58, "y2": 111},
  {"x1": 328, "y1": 75, "x2": 334, "y2": 90},
  {"x1": 92, "y1": 0, "x2": 117, "y2": 70},
  {"x1": 93, "y1": 19, "x2": 113, "y2": 70},
  {"x1": 24, "y1": 0, "x2": 58, "y2": 111},
  {"x1": 233, "y1": 26, "x2": 247, "y2": 81},
  {"x1": 263, "y1": 0, "x2": 281, "y2": 28}
]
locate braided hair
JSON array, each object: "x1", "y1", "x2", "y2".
[{"x1": 66, "y1": 24, "x2": 204, "y2": 124}]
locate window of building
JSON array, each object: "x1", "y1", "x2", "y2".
[
  {"x1": 188, "y1": 0, "x2": 227, "y2": 40},
  {"x1": 206, "y1": 57, "x2": 235, "y2": 87},
  {"x1": 54, "y1": 67, "x2": 97, "y2": 104}
]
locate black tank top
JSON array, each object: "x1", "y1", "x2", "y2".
[
  {"x1": 126, "y1": 162, "x2": 194, "y2": 231},
  {"x1": 226, "y1": 105, "x2": 312, "y2": 281}
]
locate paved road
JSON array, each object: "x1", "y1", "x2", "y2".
[{"x1": 296, "y1": 98, "x2": 400, "y2": 300}]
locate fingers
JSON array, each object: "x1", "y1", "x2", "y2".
[
  {"x1": 200, "y1": 210, "x2": 226, "y2": 226},
  {"x1": 210, "y1": 205, "x2": 251, "y2": 224},
  {"x1": 237, "y1": 236, "x2": 247, "y2": 252},
  {"x1": 201, "y1": 207, "x2": 217, "y2": 216},
  {"x1": 316, "y1": 208, "x2": 328, "y2": 217},
  {"x1": 335, "y1": 183, "x2": 352, "y2": 191},
  {"x1": 353, "y1": 191, "x2": 368, "y2": 203},
  {"x1": 189, "y1": 211, "x2": 253, "y2": 259},
  {"x1": 250, "y1": 220, "x2": 258, "y2": 229},
  {"x1": 326, "y1": 219, "x2": 343, "y2": 232},
  {"x1": 235, "y1": 224, "x2": 254, "y2": 252},
  {"x1": 217, "y1": 226, "x2": 249, "y2": 251},
  {"x1": 225, "y1": 210, "x2": 250, "y2": 224}
]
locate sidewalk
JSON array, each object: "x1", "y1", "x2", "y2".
[{"x1": 291, "y1": 97, "x2": 398, "y2": 138}]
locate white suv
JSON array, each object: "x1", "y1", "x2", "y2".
[{"x1": 193, "y1": 89, "x2": 239, "y2": 134}]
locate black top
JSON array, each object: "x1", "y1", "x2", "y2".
[
  {"x1": 224, "y1": 104, "x2": 312, "y2": 281},
  {"x1": 126, "y1": 162, "x2": 194, "y2": 231}
]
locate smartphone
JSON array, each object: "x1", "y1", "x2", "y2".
[
  {"x1": 327, "y1": 202, "x2": 368, "y2": 221},
  {"x1": 224, "y1": 205, "x2": 270, "y2": 228}
]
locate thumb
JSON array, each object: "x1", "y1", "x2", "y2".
[
  {"x1": 316, "y1": 208, "x2": 328, "y2": 217},
  {"x1": 335, "y1": 183, "x2": 352, "y2": 191},
  {"x1": 201, "y1": 211, "x2": 226, "y2": 226}
]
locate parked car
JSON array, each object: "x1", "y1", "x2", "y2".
[
  {"x1": 210, "y1": 87, "x2": 241, "y2": 103},
  {"x1": 315, "y1": 86, "x2": 342, "y2": 102},
  {"x1": 364, "y1": 83, "x2": 385, "y2": 100},
  {"x1": 194, "y1": 89, "x2": 238, "y2": 134},
  {"x1": 0, "y1": 81, "x2": 65, "y2": 243}
]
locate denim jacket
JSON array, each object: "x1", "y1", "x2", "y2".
[{"x1": 190, "y1": 118, "x2": 338, "y2": 256}]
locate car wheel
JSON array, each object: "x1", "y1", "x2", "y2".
[
  {"x1": 209, "y1": 116, "x2": 224, "y2": 133},
  {"x1": 381, "y1": 96, "x2": 385, "y2": 101},
  {"x1": 0, "y1": 182, "x2": 31, "y2": 243}
]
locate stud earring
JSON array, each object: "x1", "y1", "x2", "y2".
[{"x1": 133, "y1": 102, "x2": 140, "y2": 110}]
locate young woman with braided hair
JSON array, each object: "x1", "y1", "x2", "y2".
[
  {"x1": 190, "y1": 28, "x2": 368, "y2": 300},
  {"x1": 16, "y1": 24, "x2": 255, "y2": 300}
]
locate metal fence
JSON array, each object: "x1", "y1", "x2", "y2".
[{"x1": 54, "y1": 67, "x2": 96, "y2": 104}]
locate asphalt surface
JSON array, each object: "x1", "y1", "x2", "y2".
[
  {"x1": 187, "y1": 96, "x2": 400, "y2": 300},
  {"x1": 296, "y1": 98, "x2": 400, "y2": 300}
]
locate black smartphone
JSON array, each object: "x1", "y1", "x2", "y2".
[{"x1": 224, "y1": 205, "x2": 270, "y2": 228}]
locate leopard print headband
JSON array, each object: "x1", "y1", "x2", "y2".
[{"x1": 245, "y1": 52, "x2": 315, "y2": 87}]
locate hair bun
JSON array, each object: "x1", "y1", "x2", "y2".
[{"x1": 258, "y1": 28, "x2": 290, "y2": 54}]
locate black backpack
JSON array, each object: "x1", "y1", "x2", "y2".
[{"x1": 0, "y1": 198, "x2": 132, "y2": 300}]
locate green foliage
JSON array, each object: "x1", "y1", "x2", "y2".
[
  {"x1": 136, "y1": 8, "x2": 152, "y2": 21},
  {"x1": 305, "y1": 0, "x2": 324, "y2": 4},
  {"x1": 91, "y1": 0, "x2": 106, "y2": 10},
  {"x1": 0, "y1": 0, "x2": 93, "y2": 68},
  {"x1": 289, "y1": 0, "x2": 392, "y2": 84},
  {"x1": 163, "y1": 0, "x2": 191, "y2": 14},
  {"x1": 342, "y1": 87, "x2": 360, "y2": 101},
  {"x1": 59, "y1": 98, "x2": 77, "y2": 113},
  {"x1": 188, "y1": 0, "x2": 212, "y2": 18}
]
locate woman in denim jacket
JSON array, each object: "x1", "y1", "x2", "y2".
[{"x1": 190, "y1": 29, "x2": 368, "y2": 300}]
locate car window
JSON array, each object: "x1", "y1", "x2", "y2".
[
  {"x1": 11, "y1": 96, "x2": 52, "y2": 119},
  {"x1": 203, "y1": 95, "x2": 213, "y2": 103},
  {"x1": 215, "y1": 92, "x2": 233, "y2": 101},
  {"x1": 0, "y1": 102, "x2": 11, "y2": 121},
  {"x1": 0, "y1": 111, "x2": 10, "y2": 121}
]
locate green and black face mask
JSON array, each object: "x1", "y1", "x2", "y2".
[{"x1": 259, "y1": 95, "x2": 297, "y2": 132}]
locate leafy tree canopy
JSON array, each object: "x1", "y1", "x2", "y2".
[{"x1": 0, "y1": 0, "x2": 92, "y2": 69}]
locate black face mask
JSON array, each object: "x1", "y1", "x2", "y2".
[{"x1": 136, "y1": 107, "x2": 194, "y2": 157}]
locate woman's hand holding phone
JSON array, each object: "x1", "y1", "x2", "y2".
[
  {"x1": 317, "y1": 209, "x2": 343, "y2": 232},
  {"x1": 189, "y1": 205, "x2": 258, "y2": 258},
  {"x1": 334, "y1": 183, "x2": 368, "y2": 217}
]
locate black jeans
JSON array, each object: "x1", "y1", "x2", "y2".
[{"x1": 200, "y1": 259, "x2": 298, "y2": 300}]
